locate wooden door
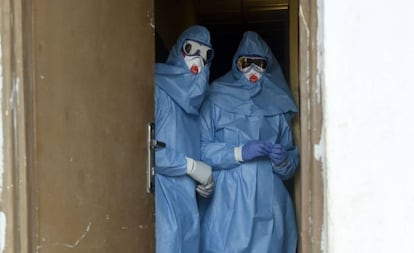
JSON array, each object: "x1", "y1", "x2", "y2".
[{"x1": 27, "y1": 0, "x2": 155, "y2": 252}]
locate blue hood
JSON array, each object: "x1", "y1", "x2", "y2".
[
  {"x1": 156, "y1": 25, "x2": 212, "y2": 115},
  {"x1": 208, "y1": 31, "x2": 298, "y2": 116}
]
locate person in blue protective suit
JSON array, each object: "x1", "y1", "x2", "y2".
[
  {"x1": 154, "y1": 25, "x2": 215, "y2": 253},
  {"x1": 199, "y1": 31, "x2": 299, "y2": 253}
]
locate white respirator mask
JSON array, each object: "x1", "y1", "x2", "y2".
[
  {"x1": 184, "y1": 55, "x2": 205, "y2": 74},
  {"x1": 243, "y1": 65, "x2": 264, "y2": 83}
]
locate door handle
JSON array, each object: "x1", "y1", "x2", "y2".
[{"x1": 147, "y1": 122, "x2": 166, "y2": 193}]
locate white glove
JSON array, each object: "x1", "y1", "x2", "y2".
[
  {"x1": 186, "y1": 158, "x2": 212, "y2": 185},
  {"x1": 196, "y1": 178, "x2": 214, "y2": 198}
]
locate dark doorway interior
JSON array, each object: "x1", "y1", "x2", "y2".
[
  {"x1": 154, "y1": 0, "x2": 295, "y2": 199},
  {"x1": 204, "y1": 22, "x2": 289, "y2": 82}
]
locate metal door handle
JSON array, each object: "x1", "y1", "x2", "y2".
[{"x1": 147, "y1": 122, "x2": 166, "y2": 193}]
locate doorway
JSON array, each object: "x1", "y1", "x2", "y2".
[
  {"x1": 155, "y1": 0, "x2": 296, "y2": 187},
  {"x1": 154, "y1": 0, "x2": 323, "y2": 253}
]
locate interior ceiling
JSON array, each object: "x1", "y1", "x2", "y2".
[{"x1": 194, "y1": 0, "x2": 289, "y2": 24}]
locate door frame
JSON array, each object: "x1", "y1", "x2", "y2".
[
  {"x1": 295, "y1": 0, "x2": 324, "y2": 252},
  {"x1": 0, "y1": 0, "x2": 323, "y2": 252}
]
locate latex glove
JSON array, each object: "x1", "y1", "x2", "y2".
[
  {"x1": 268, "y1": 144, "x2": 288, "y2": 166},
  {"x1": 186, "y1": 158, "x2": 212, "y2": 185},
  {"x1": 241, "y1": 140, "x2": 271, "y2": 162},
  {"x1": 196, "y1": 177, "x2": 214, "y2": 198}
]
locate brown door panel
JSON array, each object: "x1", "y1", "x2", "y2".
[{"x1": 32, "y1": 0, "x2": 155, "y2": 252}]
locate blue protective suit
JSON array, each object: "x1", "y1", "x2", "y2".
[
  {"x1": 199, "y1": 31, "x2": 299, "y2": 253},
  {"x1": 154, "y1": 26, "x2": 212, "y2": 253}
]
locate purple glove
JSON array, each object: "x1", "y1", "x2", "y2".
[
  {"x1": 269, "y1": 144, "x2": 288, "y2": 166},
  {"x1": 242, "y1": 140, "x2": 271, "y2": 161}
]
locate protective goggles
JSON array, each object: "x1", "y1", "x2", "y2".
[
  {"x1": 182, "y1": 40, "x2": 214, "y2": 63},
  {"x1": 237, "y1": 57, "x2": 268, "y2": 73}
]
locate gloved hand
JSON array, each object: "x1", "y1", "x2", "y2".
[
  {"x1": 196, "y1": 177, "x2": 214, "y2": 198},
  {"x1": 241, "y1": 140, "x2": 271, "y2": 161},
  {"x1": 186, "y1": 158, "x2": 213, "y2": 185},
  {"x1": 268, "y1": 144, "x2": 288, "y2": 166}
]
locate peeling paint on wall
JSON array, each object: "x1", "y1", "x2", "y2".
[
  {"x1": 316, "y1": 0, "x2": 327, "y2": 252},
  {"x1": 147, "y1": 10, "x2": 155, "y2": 30},
  {"x1": 313, "y1": 137, "x2": 323, "y2": 162},
  {"x1": 37, "y1": 222, "x2": 92, "y2": 250}
]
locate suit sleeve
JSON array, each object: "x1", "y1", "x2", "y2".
[
  {"x1": 199, "y1": 100, "x2": 240, "y2": 170},
  {"x1": 272, "y1": 114, "x2": 299, "y2": 180},
  {"x1": 154, "y1": 87, "x2": 187, "y2": 177}
]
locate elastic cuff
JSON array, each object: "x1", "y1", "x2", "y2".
[{"x1": 234, "y1": 146, "x2": 243, "y2": 163}]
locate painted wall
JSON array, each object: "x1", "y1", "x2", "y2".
[{"x1": 323, "y1": 0, "x2": 414, "y2": 252}]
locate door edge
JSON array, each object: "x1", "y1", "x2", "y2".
[{"x1": 1, "y1": 0, "x2": 32, "y2": 252}]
